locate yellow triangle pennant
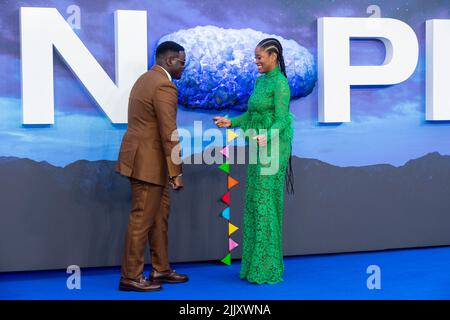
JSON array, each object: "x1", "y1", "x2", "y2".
[
  {"x1": 227, "y1": 129, "x2": 239, "y2": 143},
  {"x1": 228, "y1": 222, "x2": 239, "y2": 236}
]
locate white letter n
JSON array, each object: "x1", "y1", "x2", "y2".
[{"x1": 20, "y1": 7, "x2": 148, "y2": 124}]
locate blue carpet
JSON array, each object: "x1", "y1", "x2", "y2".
[{"x1": 2, "y1": 246, "x2": 450, "y2": 300}]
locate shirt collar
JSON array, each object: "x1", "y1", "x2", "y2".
[{"x1": 156, "y1": 65, "x2": 172, "y2": 81}]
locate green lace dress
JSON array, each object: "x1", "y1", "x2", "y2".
[{"x1": 229, "y1": 65, "x2": 294, "y2": 284}]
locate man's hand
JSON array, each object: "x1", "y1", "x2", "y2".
[{"x1": 169, "y1": 175, "x2": 183, "y2": 190}]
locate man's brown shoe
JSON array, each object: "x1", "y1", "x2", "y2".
[
  {"x1": 151, "y1": 269, "x2": 189, "y2": 284},
  {"x1": 118, "y1": 276, "x2": 162, "y2": 292}
]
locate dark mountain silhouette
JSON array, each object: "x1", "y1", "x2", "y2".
[{"x1": 1, "y1": 149, "x2": 450, "y2": 272}]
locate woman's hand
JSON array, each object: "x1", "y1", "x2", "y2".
[
  {"x1": 213, "y1": 116, "x2": 231, "y2": 128},
  {"x1": 253, "y1": 135, "x2": 267, "y2": 147}
]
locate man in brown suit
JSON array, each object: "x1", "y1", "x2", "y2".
[{"x1": 116, "y1": 41, "x2": 188, "y2": 292}]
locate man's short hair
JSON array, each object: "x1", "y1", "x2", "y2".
[{"x1": 156, "y1": 41, "x2": 185, "y2": 59}]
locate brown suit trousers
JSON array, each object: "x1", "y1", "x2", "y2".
[{"x1": 121, "y1": 178, "x2": 170, "y2": 280}]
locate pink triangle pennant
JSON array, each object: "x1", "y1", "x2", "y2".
[
  {"x1": 229, "y1": 238, "x2": 239, "y2": 251},
  {"x1": 220, "y1": 145, "x2": 230, "y2": 158}
]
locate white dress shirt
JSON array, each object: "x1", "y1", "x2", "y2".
[{"x1": 156, "y1": 65, "x2": 172, "y2": 82}]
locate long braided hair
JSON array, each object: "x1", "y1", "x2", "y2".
[{"x1": 257, "y1": 38, "x2": 295, "y2": 195}]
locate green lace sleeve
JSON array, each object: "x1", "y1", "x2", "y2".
[
  {"x1": 265, "y1": 77, "x2": 291, "y2": 141},
  {"x1": 229, "y1": 110, "x2": 250, "y2": 128}
]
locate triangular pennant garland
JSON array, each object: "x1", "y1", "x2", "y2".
[
  {"x1": 221, "y1": 253, "x2": 231, "y2": 266},
  {"x1": 218, "y1": 162, "x2": 229, "y2": 174},
  {"x1": 218, "y1": 132, "x2": 240, "y2": 265},
  {"x1": 227, "y1": 129, "x2": 239, "y2": 143},
  {"x1": 228, "y1": 222, "x2": 239, "y2": 236},
  {"x1": 220, "y1": 145, "x2": 230, "y2": 158},
  {"x1": 229, "y1": 238, "x2": 239, "y2": 251},
  {"x1": 222, "y1": 207, "x2": 230, "y2": 220},
  {"x1": 228, "y1": 176, "x2": 239, "y2": 189},
  {"x1": 221, "y1": 191, "x2": 230, "y2": 206}
]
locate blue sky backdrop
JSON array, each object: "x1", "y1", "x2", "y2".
[{"x1": 1, "y1": 0, "x2": 450, "y2": 166}]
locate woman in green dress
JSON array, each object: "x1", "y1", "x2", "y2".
[{"x1": 214, "y1": 38, "x2": 294, "y2": 284}]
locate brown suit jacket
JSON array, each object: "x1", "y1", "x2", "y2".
[{"x1": 115, "y1": 65, "x2": 182, "y2": 186}]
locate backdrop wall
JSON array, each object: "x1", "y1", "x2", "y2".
[{"x1": 2, "y1": 0, "x2": 450, "y2": 272}]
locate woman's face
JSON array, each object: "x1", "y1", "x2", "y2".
[{"x1": 255, "y1": 46, "x2": 277, "y2": 74}]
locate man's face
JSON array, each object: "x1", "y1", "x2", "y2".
[{"x1": 169, "y1": 51, "x2": 186, "y2": 80}]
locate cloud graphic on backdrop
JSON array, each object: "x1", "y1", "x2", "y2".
[{"x1": 158, "y1": 26, "x2": 317, "y2": 111}]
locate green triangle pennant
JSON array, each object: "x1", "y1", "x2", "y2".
[
  {"x1": 218, "y1": 162, "x2": 229, "y2": 174},
  {"x1": 221, "y1": 253, "x2": 231, "y2": 266}
]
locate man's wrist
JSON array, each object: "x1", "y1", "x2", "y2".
[{"x1": 169, "y1": 173, "x2": 183, "y2": 179}]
